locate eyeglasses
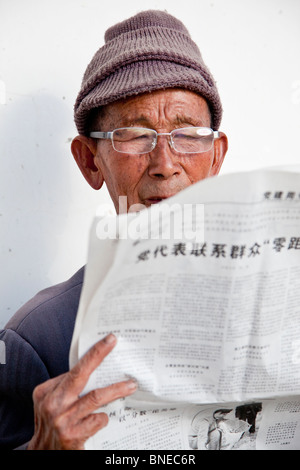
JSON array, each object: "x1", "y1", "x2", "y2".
[{"x1": 90, "y1": 127, "x2": 220, "y2": 155}]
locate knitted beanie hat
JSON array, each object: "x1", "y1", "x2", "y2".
[{"x1": 74, "y1": 10, "x2": 223, "y2": 135}]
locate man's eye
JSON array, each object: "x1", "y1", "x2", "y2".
[
  {"x1": 175, "y1": 133, "x2": 198, "y2": 140},
  {"x1": 135, "y1": 133, "x2": 149, "y2": 140}
]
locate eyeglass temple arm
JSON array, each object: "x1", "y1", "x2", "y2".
[{"x1": 90, "y1": 131, "x2": 112, "y2": 139}]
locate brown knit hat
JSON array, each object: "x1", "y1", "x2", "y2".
[{"x1": 74, "y1": 10, "x2": 223, "y2": 135}]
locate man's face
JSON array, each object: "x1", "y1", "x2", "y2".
[{"x1": 74, "y1": 88, "x2": 228, "y2": 213}]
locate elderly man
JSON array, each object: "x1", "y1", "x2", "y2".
[{"x1": 0, "y1": 10, "x2": 228, "y2": 450}]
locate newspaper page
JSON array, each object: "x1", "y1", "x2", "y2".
[
  {"x1": 84, "y1": 396, "x2": 300, "y2": 450},
  {"x1": 69, "y1": 167, "x2": 300, "y2": 450}
]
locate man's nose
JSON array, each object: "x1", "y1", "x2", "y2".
[{"x1": 147, "y1": 137, "x2": 181, "y2": 179}]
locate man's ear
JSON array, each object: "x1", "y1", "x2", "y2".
[
  {"x1": 210, "y1": 132, "x2": 228, "y2": 176},
  {"x1": 71, "y1": 136, "x2": 104, "y2": 190}
]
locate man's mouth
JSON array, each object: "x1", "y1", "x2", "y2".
[
  {"x1": 143, "y1": 196, "x2": 173, "y2": 206},
  {"x1": 141, "y1": 186, "x2": 186, "y2": 207},
  {"x1": 146, "y1": 198, "x2": 164, "y2": 205}
]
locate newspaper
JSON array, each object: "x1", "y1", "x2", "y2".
[{"x1": 69, "y1": 166, "x2": 300, "y2": 450}]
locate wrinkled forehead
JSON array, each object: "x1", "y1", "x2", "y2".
[{"x1": 93, "y1": 88, "x2": 212, "y2": 129}]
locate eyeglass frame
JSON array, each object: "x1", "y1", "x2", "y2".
[{"x1": 89, "y1": 127, "x2": 220, "y2": 155}]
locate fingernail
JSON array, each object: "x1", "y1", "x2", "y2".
[
  {"x1": 104, "y1": 333, "x2": 116, "y2": 344},
  {"x1": 127, "y1": 379, "x2": 138, "y2": 390}
]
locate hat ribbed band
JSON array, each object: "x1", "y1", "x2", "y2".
[{"x1": 74, "y1": 11, "x2": 223, "y2": 135}]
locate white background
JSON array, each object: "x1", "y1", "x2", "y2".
[{"x1": 0, "y1": 0, "x2": 299, "y2": 327}]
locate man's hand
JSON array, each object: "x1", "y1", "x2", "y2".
[{"x1": 27, "y1": 334, "x2": 137, "y2": 450}]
